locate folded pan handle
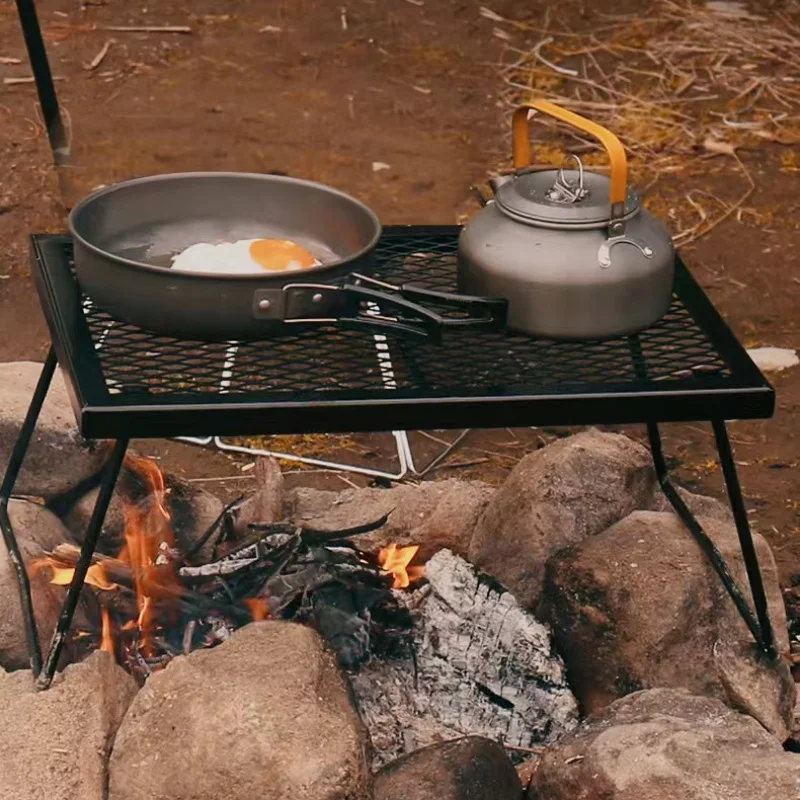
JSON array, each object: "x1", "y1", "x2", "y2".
[{"x1": 251, "y1": 278, "x2": 509, "y2": 342}]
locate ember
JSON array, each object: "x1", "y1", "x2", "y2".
[{"x1": 31, "y1": 455, "x2": 420, "y2": 679}]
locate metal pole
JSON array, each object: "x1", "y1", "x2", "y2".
[
  {"x1": 712, "y1": 419, "x2": 777, "y2": 657},
  {"x1": 647, "y1": 421, "x2": 775, "y2": 658},
  {"x1": 14, "y1": 0, "x2": 70, "y2": 165},
  {"x1": 0, "y1": 348, "x2": 58, "y2": 676},
  {"x1": 37, "y1": 438, "x2": 129, "y2": 689}
]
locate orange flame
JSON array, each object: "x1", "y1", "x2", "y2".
[
  {"x1": 243, "y1": 598, "x2": 270, "y2": 621},
  {"x1": 378, "y1": 544, "x2": 425, "y2": 589},
  {"x1": 31, "y1": 560, "x2": 118, "y2": 592},
  {"x1": 100, "y1": 607, "x2": 115, "y2": 655},
  {"x1": 31, "y1": 455, "x2": 183, "y2": 666},
  {"x1": 117, "y1": 454, "x2": 180, "y2": 658}
]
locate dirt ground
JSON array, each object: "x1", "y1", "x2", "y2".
[{"x1": 0, "y1": 1, "x2": 798, "y2": 621}]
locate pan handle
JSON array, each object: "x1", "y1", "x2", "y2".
[
  {"x1": 251, "y1": 279, "x2": 508, "y2": 342},
  {"x1": 512, "y1": 99, "x2": 628, "y2": 212}
]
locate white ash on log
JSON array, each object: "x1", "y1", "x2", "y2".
[{"x1": 349, "y1": 550, "x2": 578, "y2": 768}]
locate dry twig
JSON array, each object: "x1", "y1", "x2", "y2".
[
  {"x1": 495, "y1": 0, "x2": 800, "y2": 244},
  {"x1": 84, "y1": 39, "x2": 113, "y2": 71},
  {"x1": 104, "y1": 25, "x2": 192, "y2": 34}
]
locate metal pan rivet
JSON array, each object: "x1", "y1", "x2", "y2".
[
  {"x1": 312, "y1": 293, "x2": 323, "y2": 303},
  {"x1": 258, "y1": 299, "x2": 271, "y2": 310}
]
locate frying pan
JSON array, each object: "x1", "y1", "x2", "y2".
[
  {"x1": 69, "y1": 172, "x2": 507, "y2": 342},
  {"x1": 68, "y1": 172, "x2": 389, "y2": 341}
]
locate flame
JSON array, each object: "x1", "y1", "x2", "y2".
[
  {"x1": 117, "y1": 454, "x2": 180, "y2": 658},
  {"x1": 243, "y1": 598, "x2": 270, "y2": 621},
  {"x1": 100, "y1": 607, "x2": 115, "y2": 655},
  {"x1": 32, "y1": 559, "x2": 119, "y2": 591},
  {"x1": 378, "y1": 543, "x2": 425, "y2": 589}
]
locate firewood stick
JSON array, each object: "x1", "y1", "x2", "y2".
[
  {"x1": 49, "y1": 544, "x2": 133, "y2": 586},
  {"x1": 47, "y1": 544, "x2": 250, "y2": 620}
]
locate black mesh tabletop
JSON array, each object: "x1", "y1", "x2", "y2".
[{"x1": 30, "y1": 227, "x2": 774, "y2": 439}]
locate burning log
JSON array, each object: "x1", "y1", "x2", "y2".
[
  {"x1": 349, "y1": 550, "x2": 579, "y2": 768},
  {"x1": 36, "y1": 452, "x2": 416, "y2": 679},
  {"x1": 47, "y1": 543, "x2": 133, "y2": 587}
]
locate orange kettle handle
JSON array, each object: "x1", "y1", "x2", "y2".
[{"x1": 512, "y1": 100, "x2": 628, "y2": 207}]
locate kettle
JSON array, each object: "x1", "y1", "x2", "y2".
[{"x1": 458, "y1": 99, "x2": 675, "y2": 340}]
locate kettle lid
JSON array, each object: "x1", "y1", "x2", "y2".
[{"x1": 495, "y1": 167, "x2": 640, "y2": 227}]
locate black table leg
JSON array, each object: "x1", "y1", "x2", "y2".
[
  {"x1": 0, "y1": 347, "x2": 58, "y2": 675},
  {"x1": 36, "y1": 437, "x2": 129, "y2": 690},
  {"x1": 712, "y1": 419, "x2": 777, "y2": 657},
  {"x1": 647, "y1": 421, "x2": 777, "y2": 660}
]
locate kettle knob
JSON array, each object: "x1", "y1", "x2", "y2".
[{"x1": 489, "y1": 175, "x2": 513, "y2": 195}]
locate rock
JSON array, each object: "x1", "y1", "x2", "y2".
[
  {"x1": 375, "y1": 737, "x2": 522, "y2": 800},
  {"x1": 469, "y1": 430, "x2": 655, "y2": 609},
  {"x1": 350, "y1": 550, "x2": 578, "y2": 768},
  {"x1": 109, "y1": 621, "x2": 371, "y2": 800},
  {"x1": 0, "y1": 500, "x2": 89, "y2": 671},
  {"x1": 63, "y1": 465, "x2": 223, "y2": 562},
  {"x1": 286, "y1": 479, "x2": 494, "y2": 561},
  {"x1": 542, "y1": 510, "x2": 795, "y2": 739},
  {"x1": 528, "y1": 688, "x2": 800, "y2": 800},
  {"x1": 166, "y1": 474, "x2": 224, "y2": 563},
  {"x1": 746, "y1": 346, "x2": 798, "y2": 373},
  {"x1": 0, "y1": 362, "x2": 107, "y2": 500},
  {"x1": 0, "y1": 651, "x2": 138, "y2": 800},
  {"x1": 647, "y1": 485, "x2": 733, "y2": 524}
]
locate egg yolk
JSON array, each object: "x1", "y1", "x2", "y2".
[{"x1": 248, "y1": 239, "x2": 318, "y2": 271}]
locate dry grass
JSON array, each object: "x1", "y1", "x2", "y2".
[{"x1": 487, "y1": 0, "x2": 800, "y2": 244}]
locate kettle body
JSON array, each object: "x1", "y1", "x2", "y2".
[
  {"x1": 458, "y1": 192, "x2": 675, "y2": 340},
  {"x1": 457, "y1": 100, "x2": 675, "y2": 341}
]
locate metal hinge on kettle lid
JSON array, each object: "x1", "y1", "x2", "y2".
[{"x1": 511, "y1": 100, "x2": 655, "y2": 268}]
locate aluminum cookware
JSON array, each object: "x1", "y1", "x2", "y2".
[
  {"x1": 69, "y1": 172, "x2": 506, "y2": 342},
  {"x1": 458, "y1": 100, "x2": 675, "y2": 340},
  {"x1": 68, "y1": 172, "x2": 386, "y2": 341}
]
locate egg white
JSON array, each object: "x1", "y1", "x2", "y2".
[{"x1": 170, "y1": 239, "x2": 320, "y2": 274}]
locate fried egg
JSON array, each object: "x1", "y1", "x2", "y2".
[{"x1": 170, "y1": 238, "x2": 321, "y2": 274}]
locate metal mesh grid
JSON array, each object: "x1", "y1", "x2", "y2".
[{"x1": 64, "y1": 230, "x2": 730, "y2": 401}]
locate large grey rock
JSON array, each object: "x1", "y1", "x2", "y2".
[
  {"x1": 64, "y1": 465, "x2": 224, "y2": 562},
  {"x1": 109, "y1": 621, "x2": 371, "y2": 800},
  {"x1": 648, "y1": 485, "x2": 733, "y2": 523},
  {"x1": 0, "y1": 362, "x2": 107, "y2": 500},
  {"x1": 0, "y1": 651, "x2": 138, "y2": 800},
  {"x1": 286, "y1": 479, "x2": 494, "y2": 561},
  {"x1": 0, "y1": 500, "x2": 87, "y2": 671},
  {"x1": 375, "y1": 737, "x2": 522, "y2": 800},
  {"x1": 350, "y1": 550, "x2": 578, "y2": 768},
  {"x1": 528, "y1": 689, "x2": 800, "y2": 800},
  {"x1": 542, "y1": 510, "x2": 795, "y2": 739},
  {"x1": 469, "y1": 430, "x2": 655, "y2": 608}
]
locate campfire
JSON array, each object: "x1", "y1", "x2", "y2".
[
  {"x1": 32, "y1": 455, "x2": 425, "y2": 680},
  {"x1": 25, "y1": 454, "x2": 578, "y2": 772}
]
